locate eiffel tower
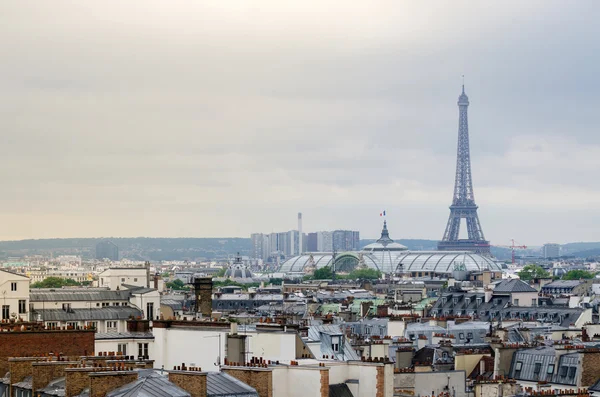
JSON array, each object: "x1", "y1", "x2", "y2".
[{"x1": 438, "y1": 84, "x2": 490, "y2": 256}]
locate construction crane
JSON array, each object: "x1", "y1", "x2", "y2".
[{"x1": 492, "y1": 239, "x2": 527, "y2": 265}]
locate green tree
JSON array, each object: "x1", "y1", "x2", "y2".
[
  {"x1": 347, "y1": 268, "x2": 381, "y2": 280},
  {"x1": 166, "y1": 279, "x2": 187, "y2": 290},
  {"x1": 215, "y1": 267, "x2": 227, "y2": 277},
  {"x1": 562, "y1": 270, "x2": 595, "y2": 280},
  {"x1": 518, "y1": 264, "x2": 550, "y2": 281},
  {"x1": 31, "y1": 277, "x2": 81, "y2": 288},
  {"x1": 312, "y1": 266, "x2": 333, "y2": 280}
]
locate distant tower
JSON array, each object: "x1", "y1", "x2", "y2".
[
  {"x1": 298, "y1": 212, "x2": 303, "y2": 255},
  {"x1": 438, "y1": 84, "x2": 490, "y2": 256}
]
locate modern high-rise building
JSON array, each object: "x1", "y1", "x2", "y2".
[
  {"x1": 307, "y1": 233, "x2": 318, "y2": 252},
  {"x1": 298, "y1": 213, "x2": 303, "y2": 254},
  {"x1": 250, "y1": 233, "x2": 271, "y2": 261},
  {"x1": 254, "y1": 227, "x2": 357, "y2": 257},
  {"x1": 332, "y1": 230, "x2": 360, "y2": 252},
  {"x1": 317, "y1": 231, "x2": 333, "y2": 252},
  {"x1": 542, "y1": 243, "x2": 560, "y2": 259},
  {"x1": 95, "y1": 240, "x2": 119, "y2": 261}
]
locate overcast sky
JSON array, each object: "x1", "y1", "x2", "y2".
[{"x1": 1, "y1": 1, "x2": 599, "y2": 244}]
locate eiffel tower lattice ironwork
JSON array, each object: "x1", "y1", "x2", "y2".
[{"x1": 438, "y1": 84, "x2": 490, "y2": 255}]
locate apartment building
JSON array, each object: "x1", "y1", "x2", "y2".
[{"x1": 0, "y1": 269, "x2": 30, "y2": 322}]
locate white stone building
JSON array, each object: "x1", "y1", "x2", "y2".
[{"x1": 0, "y1": 269, "x2": 30, "y2": 321}]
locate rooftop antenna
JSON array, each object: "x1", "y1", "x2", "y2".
[{"x1": 462, "y1": 75, "x2": 465, "y2": 93}]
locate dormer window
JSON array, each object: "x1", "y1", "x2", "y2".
[
  {"x1": 331, "y1": 336, "x2": 341, "y2": 352},
  {"x1": 465, "y1": 298, "x2": 471, "y2": 306},
  {"x1": 476, "y1": 298, "x2": 482, "y2": 307}
]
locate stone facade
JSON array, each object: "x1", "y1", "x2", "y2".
[
  {"x1": 168, "y1": 371, "x2": 208, "y2": 397},
  {"x1": 89, "y1": 372, "x2": 138, "y2": 397},
  {"x1": 581, "y1": 350, "x2": 600, "y2": 387},
  {"x1": 223, "y1": 367, "x2": 273, "y2": 397},
  {"x1": 32, "y1": 361, "x2": 79, "y2": 392}
]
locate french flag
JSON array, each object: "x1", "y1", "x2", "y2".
[{"x1": 380, "y1": 210, "x2": 386, "y2": 217}]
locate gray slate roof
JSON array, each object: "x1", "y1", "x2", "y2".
[
  {"x1": 30, "y1": 289, "x2": 131, "y2": 302},
  {"x1": 207, "y1": 372, "x2": 258, "y2": 397},
  {"x1": 493, "y1": 279, "x2": 537, "y2": 293},
  {"x1": 37, "y1": 376, "x2": 66, "y2": 396},
  {"x1": 542, "y1": 280, "x2": 583, "y2": 289},
  {"x1": 95, "y1": 332, "x2": 154, "y2": 340},
  {"x1": 329, "y1": 384, "x2": 354, "y2": 397},
  {"x1": 106, "y1": 373, "x2": 190, "y2": 397},
  {"x1": 33, "y1": 307, "x2": 142, "y2": 321}
]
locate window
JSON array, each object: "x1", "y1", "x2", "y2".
[
  {"x1": 533, "y1": 363, "x2": 541, "y2": 374},
  {"x1": 107, "y1": 321, "x2": 117, "y2": 331},
  {"x1": 134, "y1": 278, "x2": 138, "y2": 282},
  {"x1": 559, "y1": 366, "x2": 568, "y2": 377},
  {"x1": 102, "y1": 302, "x2": 109, "y2": 307},
  {"x1": 146, "y1": 302, "x2": 154, "y2": 320},
  {"x1": 67, "y1": 322, "x2": 78, "y2": 329},
  {"x1": 365, "y1": 327, "x2": 371, "y2": 335},
  {"x1": 118, "y1": 343, "x2": 127, "y2": 355},
  {"x1": 459, "y1": 333, "x2": 465, "y2": 339},
  {"x1": 138, "y1": 343, "x2": 149, "y2": 359},
  {"x1": 96, "y1": 303, "x2": 100, "y2": 307},
  {"x1": 513, "y1": 299, "x2": 519, "y2": 305},
  {"x1": 46, "y1": 322, "x2": 58, "y2": 329},
  {"x1": 515, "y1": 361, "x2": 523, "y2": 371},
  {"x1": 11, "y1": 282, "x2": 17, "y2": 291},
  {"x1": 467, "y1": 332, "x2": 473, "y2": 339},
  {"x1": 101, "y1": 278, "x2": 104, "y2": 285},
  {"x1": 547, "y1": 364, "x2": 555, "y2": 374},
  {"x1": 121, "y1": 278, "x2": 125, "y2": 282},
  {"x1": 18, "y1": 300, "x2": 26, "y2": 314},
  {"x1": 87, "y1": 321, "x2": 98, "y2": 329},
  {"x1": 568, "y1": 367, "x2": 576, "y2": 379},
  {"x1": 62, "y1": 303, "x2": 71, "y2": 311},
  {"x1": 2, "y1": 305, "x2": 9, "y2": 320}
]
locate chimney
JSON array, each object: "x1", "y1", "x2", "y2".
[
  {"x1": 194, "y1": 277, "x2": 213, "y2": 318},
  {"x1": 90, "y1": 371, "x2": 138, "y2": 397},
  {"x1": 169, "y1": 370, "x2": 207, "y2": 397},
  {"x1": 298, "y1": 212, "x2": 303, "y2": 255},
  {"x1": 32, "y1": 361, "x2": 79, "y2": 393},
  {"x1": 226, "y1": 333, "x2": 247, "y2": 366},
  {"x1": 154, "y1": 273, "x2": 160, "y2": 290},
  {"x1": 223, "y1": 367, "x2": 273, "y2": 397},
  {"x1": 145, "y1": 261, "x2": 151, "y2": 288},
  {"x1": 66, "y1": 367, "x2": 138, "y2": 397}
]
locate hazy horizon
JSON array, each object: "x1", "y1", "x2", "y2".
[{"x1": 1, "y1": 1, "x2": 599, "y2": 245}]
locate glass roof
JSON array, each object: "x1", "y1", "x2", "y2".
[{"x1": 279, "y1": 250, "x2": 502, "y2": 274}]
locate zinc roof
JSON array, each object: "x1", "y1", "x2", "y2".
[
  {"x1": 30, "y1": 289, "x2": 131, "y2": 302},
  {"x1": 106, "y1": 372, "x2": 190, "y2": 397},
  {"x1": 207, "y1": 372, "x2": 258, "y2": 397},
  {"x1": 33, "y1": 307, "x2": 142, "y2": 321}
]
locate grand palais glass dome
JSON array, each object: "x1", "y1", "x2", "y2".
[{"x1": 278, "y1": 221, "x2": 503, "y2": 276}]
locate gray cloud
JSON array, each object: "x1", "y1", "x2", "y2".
[{"x1": 0, "y1": 1, "x2": 599, "y2": 244}]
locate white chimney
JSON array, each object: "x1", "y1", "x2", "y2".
[{"x1": 298, "y1": 212, "x2": 303, "y2": 255}]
